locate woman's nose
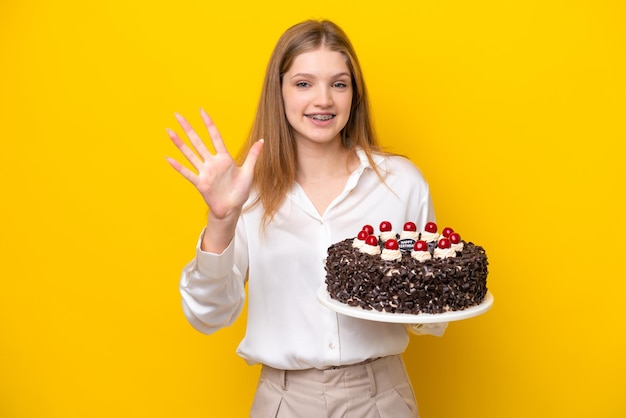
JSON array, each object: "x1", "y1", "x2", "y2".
[{"x1": 314, "y1": 86, "x2": 333, "y2": 107}]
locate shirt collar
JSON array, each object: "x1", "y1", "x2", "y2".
[
  {"x1": 286, "y1": 148, "x2": 384, "y2": 219},
  {"x1": 355, "y1": 147, "x2": 384, "y2": 173}
]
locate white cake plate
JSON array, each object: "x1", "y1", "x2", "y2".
[{"x1": 317, "y1": 286, "x2": 494, "y2": 324}]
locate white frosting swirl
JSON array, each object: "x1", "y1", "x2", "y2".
[
  {"x1": 360, "y1": 244, "x2": 381, "y2": 256},
  {"x1": 400, "y1": 230, "x2": 419, "y2": 240},
  {"x1": 352, "y1": 237, "x2": 365, "y2": 249},
  {"x1": 451, "y1": 242, "x2": 464, "y2": 252},
  {"x1": 380, "y1": 231, "x2": 397, "y2": 242},
  {"x1": 434, "y1": 247, "x2": 456, "y2": 259},
  {"x1": 381, "y1": 249, "x2": 402, "y2": 261},
  {"x1": 411, "y1": 250, "x2": 432, "y2": 261},
  {"x1": 420, "y1": 231, "x2": 440, "y2": 242}
]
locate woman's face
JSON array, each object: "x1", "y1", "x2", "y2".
[{"x1": 281, "y1": 47, "x2": 353, "y2": 147}]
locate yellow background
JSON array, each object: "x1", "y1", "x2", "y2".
[{"x1": 1, "y1": 1, "x2": 624, "y2": 417}]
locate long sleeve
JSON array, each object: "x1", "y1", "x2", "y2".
[{"x1": 179, "y1": 227, "x2": 248, "y2": 335}]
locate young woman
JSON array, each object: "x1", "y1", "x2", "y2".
[{"x1": 167, "y1": 19, "x2": 446, "y2": 418}]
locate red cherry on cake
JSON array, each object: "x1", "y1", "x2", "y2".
[
  {"x1": 384, "y1": 239, "x2": 399, "y2": 250},
  {"x1": 362, "y1": 225, "x2": 375, "y2": 235},
  {"x1": 365, "y1": 235, "x2": 379, "y2": 246},
  {"x1": 379, "y1": 221, "x2": 392, "y2": 232},
  {"x1": 403, "y1": 222, "x2": 417, "y2": 232},
  {"x1": 424, "y1": 222, "x2": 437, "y2": 233},
  {"x1": 413, "y1": 240, "x2": 429, "y2": 251},
  {"x1": 449, "y1": 232, "x2": 461, "y2": 244},
  {"x1": 357, "y1": 230, "x2": 369, "y2": 241},
  {"x1": 441, "y1": 227, "x2": 454, "y2": 238},
  {"x1": 438, "y1": 238, "x2": 451, "y2": 249}
]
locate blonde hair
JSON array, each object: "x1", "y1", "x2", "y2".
[{"x1": 238, "y1": 19, "x2": 383, "y2": 226}]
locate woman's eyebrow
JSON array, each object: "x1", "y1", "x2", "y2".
[{"x1": 289, "y1": 72, "x2": 351, "y2": 80}]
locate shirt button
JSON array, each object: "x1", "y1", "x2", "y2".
[{"x1": 328, "y1": 342, "x2": 336, "y2": 349}]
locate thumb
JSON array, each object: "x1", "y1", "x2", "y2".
[{"x1": 241, "y1": 138, "x2": 264, "y2": 173}]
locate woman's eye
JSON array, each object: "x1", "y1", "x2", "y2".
[
  {"x1": 295, "y1": 81, "x2": 310, "y2": 88},
  {"x1": 333, "y1": 82, "x2": 348, "y2": 88}
]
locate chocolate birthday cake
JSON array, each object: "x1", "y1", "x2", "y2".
[{"x1": 324, "y1": 222, "x2": 488, "y2": 315}]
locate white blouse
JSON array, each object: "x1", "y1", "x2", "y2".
[{"x1": 179, "y1": 150, "x2": 446, "y2": 370}]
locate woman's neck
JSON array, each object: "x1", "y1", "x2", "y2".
[
  {"x1": 294, "y1": 142, "x2": 360, "y2": 216},
  {"x1": 295, "y1": 141, "x2": 358, "y2": 183}
]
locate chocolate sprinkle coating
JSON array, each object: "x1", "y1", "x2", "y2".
[{"x1": 324, "y1": 239, "x2": 489, "y2": 314}]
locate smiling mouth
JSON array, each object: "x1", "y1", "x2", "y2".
[{"x1": 307, "y1": 114, "x2": 335, "y2": 121}]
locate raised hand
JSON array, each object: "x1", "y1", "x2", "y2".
[{"x1": 166, "y1": 109, "x2": 264, "y2": 222}]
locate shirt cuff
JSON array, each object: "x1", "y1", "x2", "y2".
[{"x1": 194, "y1": 229, "x2": 236, "y2": 279}]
